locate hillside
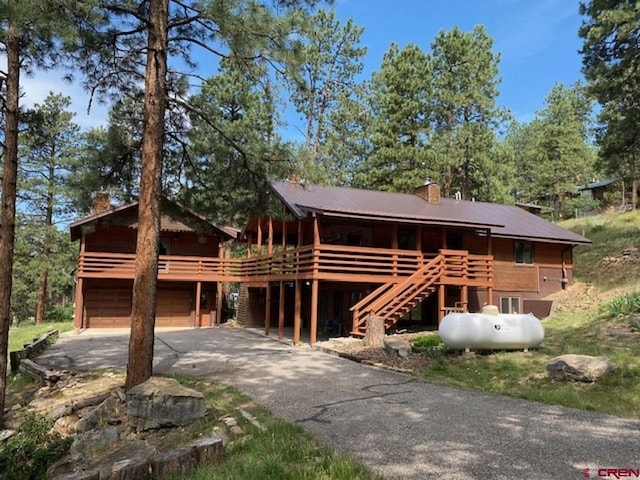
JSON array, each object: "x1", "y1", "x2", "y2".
[{"x1": 560, "y1": 209, "x2": 640, "y2": 290}]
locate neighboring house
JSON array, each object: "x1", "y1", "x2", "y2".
[
  {"x1": 577, "y1": 179, "x2": 624, "y2": 203},
  {"x1": 236, "y1": 180, "x2": 591, "y2": 344},
  {"x1": 70, "y1": 194, "x2": 235, "y2": 328}
]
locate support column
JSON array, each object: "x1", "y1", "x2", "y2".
[
  {"x1": 216, "y1": 282, "x2": 223, "y2": 325},
  {"x1": 73, "y1": 233, "x2": 87, "y2": 329},
  {"x1": 487, "y1": 228, "x2": 493, "y2": 306},
  {"x1": 438, "y1": 285, "x2": 445, "y2": 323},
  {"x1": 278, "y1": 281, "x2": 285, "y2": 340},
  {"x1": 310, "y1": 279, "x2": 319, "y2": 345},
  {"x1": 267, "y1": 216, "x2": 273, "y2": 254},
  {"x1": 195, "y1": 281, "x2": 202, "y2": 327},
  {"x1": 265, "y1": 283, "x2": 271, "y2": 335},
  {"x1": 73, "y1": 278, "x2": 84, "y2": 329},
  {"x1": 294, "y1": 280, "x2": 301, "y2": 344},
  {"x1": 257, "y1": 221, "x2": 263, "y2": 256}
]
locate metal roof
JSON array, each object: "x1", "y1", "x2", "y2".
[
  {"x1": 270, "y1": 180, "x2": 591, "y2": 245},
  {"x1": 70, "y1": 198, "x2": 235, "y2": 241}
]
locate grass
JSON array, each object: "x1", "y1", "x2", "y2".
[
  {"x1": 8, "y1": 321, "x2": 74, "y2": 354},
  {"x1": 409, "y1": 209, "x2": 640, "y2": 419},
  {"x1": 161, "y1": 377, "x2": 382, "y2": 480}
]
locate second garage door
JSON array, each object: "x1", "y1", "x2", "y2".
[
  {"x1": 156, "y1": 289, "x2": 193, "y2": 327},
  {"x1": 84, "y1": 287, "x2": 193, "y2": 328}
]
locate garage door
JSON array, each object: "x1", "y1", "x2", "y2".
[
  {"x1": 85, "y1": 288, "x2": 132, "y2": 328},
  {"x1": 156, "y1": 289, "x2": 193, "y2": 327},
  {"x1": 84, "y1": 288, "x2": 193, "y2": 328}
]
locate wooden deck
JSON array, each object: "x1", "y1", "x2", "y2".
[{"x1": 77, "y1": 246, "x2": 493, "y2": 286}]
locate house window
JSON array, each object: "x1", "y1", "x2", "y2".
[
  {"x1": 514, "y1": 241, "x2": 534, "y2": 265},
  {"x1": 500, "y1": 297, "x2": 520, "y2": 314}
]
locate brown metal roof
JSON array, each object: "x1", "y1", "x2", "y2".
[
  {"x1": 70, "y1": 198, "x2": 235, "y2": 241},
  {"x1": 270, "y1": 180, "x2": 591, "y2": 245}
]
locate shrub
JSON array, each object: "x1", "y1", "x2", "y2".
[
  {"x1": 411, "y1": 333, "x2": 451, "y2": 357},
  {"x1": 0, "y1": 412, "x2": 72, "y2": 480},
  {"x1": 46, "y1": 305, "x2": 74, "y2": 323},
  {"x1": 607, "y1": 291, "x2": 640, "y2": 317}
]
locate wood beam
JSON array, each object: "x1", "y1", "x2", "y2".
[
  {"x1": 265, "y1": 283, "x2": 271, "y2": 335},
  {"x1": 294, "y1": 280, "x2": 301, "y2": 344},
  {"x1": 216, "y1": 282, "x2": 223, "y2": 326},
  {"x1": 267, "y1": 216, "x2": 273, "y2": 254},
  {"x1": 438, "y1": 285, "x2": 445, "y2": 324},
  {"x1": 278, "y1": 281, "x2": 285, "y2": 340},
  {"x1": 310, "y1": 279, "x2": 319, "y2": 345},
  {"x1": 195, "y1": 281, "x2": 202, "y2": 327},
  {"x1": 73, "y1": 233, "x2": 87, "y2": 329},
  {"x1": 257, "y1": 221, "x2": 263, "y2": 256},
  {"x1": 313, "y1": 216, "x2": 320, "y2": 246}
]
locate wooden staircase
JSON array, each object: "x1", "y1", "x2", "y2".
[{"x1": 349, "y1": 255, "x2": 443, "y2": 336}]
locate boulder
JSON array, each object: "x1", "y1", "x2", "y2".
[
  {"x1": 384, "y1": 338, "x2": 412, "y2": 358},
  {"x1": 546, "y1": 354, "x2": 615, "y2": 382},
  {"x1": 70, "y1": 426, "x2": 119, "y2": 459},
  {"x1": 149, "y1": 447, "x2": 196, "y2": 479},
  {"x1": 76, "y1": 397, "x2": 120, "y2": 433},
  {"x1": 126, "y1": 377, "x2": 206, "y2": 432}
]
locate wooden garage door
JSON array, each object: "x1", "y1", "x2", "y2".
[
  {"x1": 156, "y1": 289, "x2": 193, "y2": 327},
  {"x1": 85, "y1": 288, "x2": 132, "y2": 328},
  {"x1": 85, "y1": 288, "x2": 193, "y2": 328}
]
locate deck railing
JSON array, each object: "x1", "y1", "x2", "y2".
[{"x1": 77, "y1": 245, "x2": 493, "y2": 286}]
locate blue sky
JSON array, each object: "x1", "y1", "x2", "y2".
[
  {"x1": 331, "y1": 0, "x2": 585, "y2": 123},
  {"x1": 21, "y1": 0, "x2": 586, "y2": 132}
]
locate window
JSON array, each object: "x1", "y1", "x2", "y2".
[
  {"x1": 501, "y1": 297, "x2": 520, "y2": 314},
  {"x1": 514, "y1": 241, "x2": 534, "y2": 265}
]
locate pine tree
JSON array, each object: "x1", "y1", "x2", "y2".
[
  {"x1": 354, "y1": 43, "x2": 433, "y2": 192},
  {"x1": 430, "y1": 25, "x2": 507, "y2": 199},
  {"x1": 579, "y1": 0, "x2": 640, "y2": 208},
  {"x1": 19, "y1": 93, "x2": 81, "y2": 324}
]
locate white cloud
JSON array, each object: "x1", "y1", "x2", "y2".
[{"x1": 21, "y1": 72, "x2": 109, "y2": 130}]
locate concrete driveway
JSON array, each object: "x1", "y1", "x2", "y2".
[{"x1": 39, "y1": 327, "x2": 640, "y2": 479}]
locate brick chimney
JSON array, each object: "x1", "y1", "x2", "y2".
[
  {"x1": 414, "y1": 182, "x2": 440, "y2": 204},
  {"x1": 92, "y1": 192, "x2": 111, "y2": 215}
]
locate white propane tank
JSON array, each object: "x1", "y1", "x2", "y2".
[{"x1": 439, "y1": 308, "x2": 544, "y2": 351}]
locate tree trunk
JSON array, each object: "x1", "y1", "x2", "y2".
[
  {"x1": 632, "y1": 177, "x2": 638, "y2": 210},
  {"x1": 35, "y1": 175, "x2": 54, "y2": 325},
  {"x1": 125, "y1": 0, "x2": 168, "y2": 391},
  {"x1": 364, "y1": 315, "x2": 385, "y2": 347},
  {"x1": 0, "y1": 18, "x2": 21, "y2": 421}
]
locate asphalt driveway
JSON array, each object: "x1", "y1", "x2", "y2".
[{"x1": 38, "y1": 327, "x2": 640, "y2": 479}]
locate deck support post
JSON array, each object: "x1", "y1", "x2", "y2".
[
  {"x1": 310, "y1": 279, "x2": 318, "y2": 345},
  {"x1": 267, "y1": 216, "x2": 273, "y2": 254},
  {"x1": 73, "y1": 233, "x2": 87, "y2": 329},
  {"x1": 438, "y1": 284, "x2": 445, "y2": 323},
  {"x1": 294, "y1": 280, "x2": 301, "y2": 344},
  {"x1": 278, "y1": 281, "x2": 285, "y2": 340},
  {"x1": 73, "y1": 277, "x2": 84, "y2": 329},
  {"x1": 265, "y1": 282, "x2": 271, "y2": 335},
  {"x1": 195, "y1": 281, "x2": 202, "y2": 327},
  {"x1": 257, "y1": 221, "x2": 263, "y2": 256},
  {"x1": 487, "y1": 228, "x2": 493, "y2": 306},
  {"x1": 216, "y1": 282, "x2": 223, "y2": 325}
]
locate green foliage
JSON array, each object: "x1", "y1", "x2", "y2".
[
  {"x1": 563, "y1": 196, "x2": 602, "y2": 219},
  {"x1": 0, "y1": 412, "x2": 72, "y2": 480},
  {"x1": 429, "y1": 25, "x2": 509, "y2": 201},
  {"x1": 12, "y1": 217, "x2": 76, "y2": 323},
  {"x1": 579, "y1": 0, "x2": 640, "y2": 207},
  {"x1": 183, "y1": 58, "x2": 293, "y2": 224},
  {"x1": 410, "y1": 333, "x2": 451, "y2": 358},
  {"x1": 46, "y1": 305, "x2": 74, "y2": 323},
  {"x1": 606, "y1": 292, "x2": 640, "y2": 317},
  {"x1": 354, "y1": 42, "x2": 433, "y2": 192}
]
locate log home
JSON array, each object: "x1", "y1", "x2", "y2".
[
  {"x1": 71, "y1": 194, "x2": 236, "y2": 328},
  {"x1": 237, "y1": 180, "x2": 590, "y2": 344}
]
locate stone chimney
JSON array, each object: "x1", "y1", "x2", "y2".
[
  {"x1": 414, "y1": 182, "x2": 440, "y2": 204},
  {"x1": 92, "y1": 192, "x2": 111, "y2": 215}
]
